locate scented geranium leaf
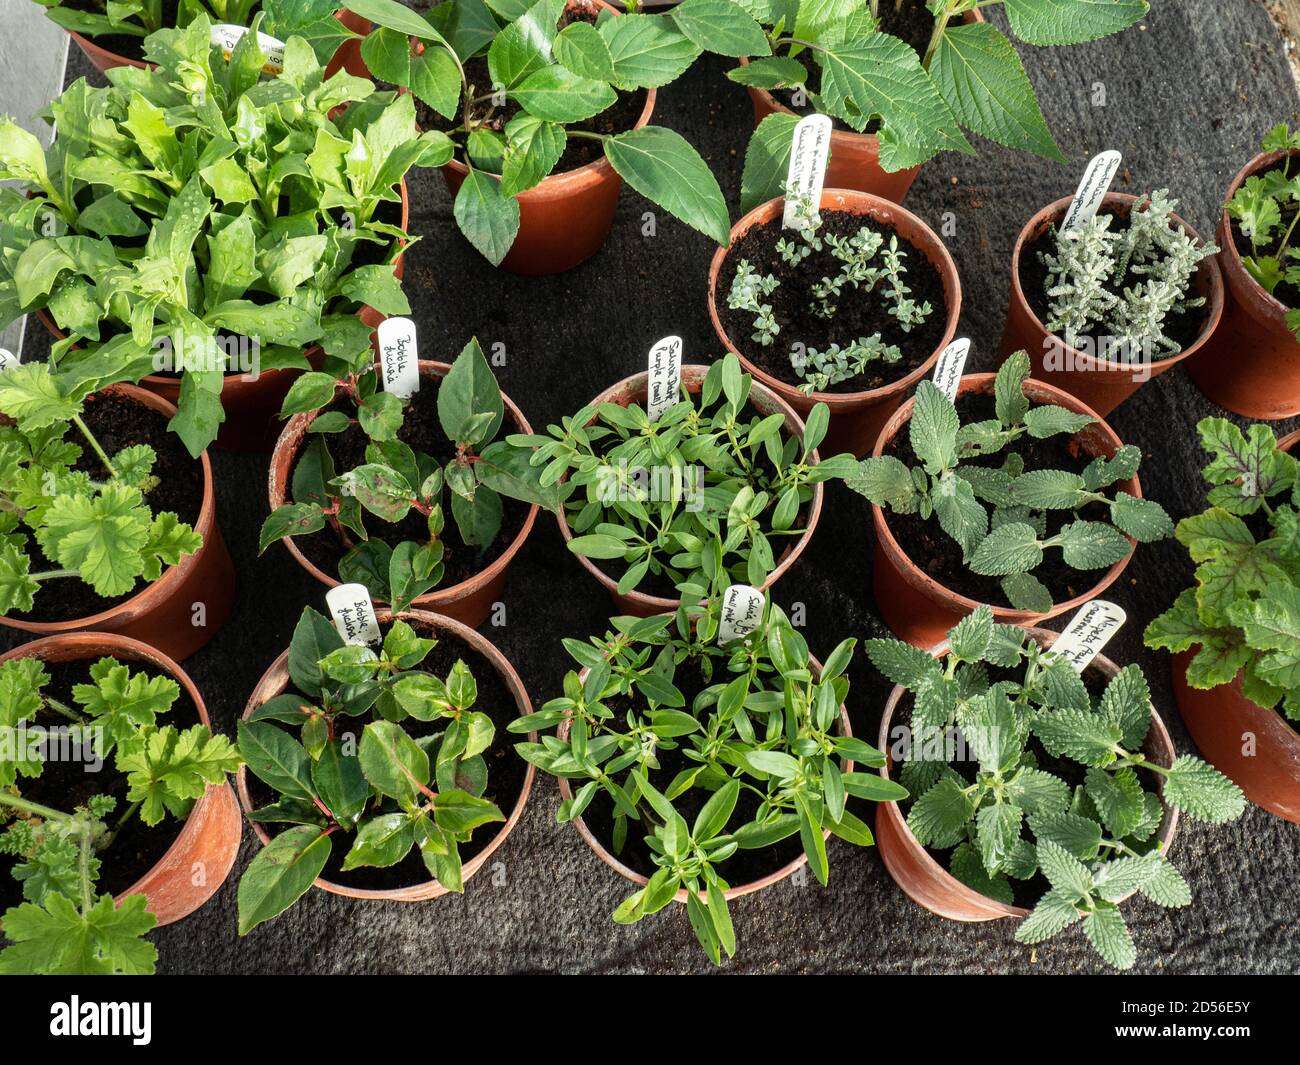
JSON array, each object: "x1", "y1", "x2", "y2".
[
  {"x1": 1199, "y1": 417, "x2": 1297, "y2": 514},
  {"x1": 1004, "y1": 0, "x2": 1148, "y2": 47},
  {"x1": 1022, "y1": 404, "x2": 1093, "y2": 439},
  {"x1": 1138, "y1": 858, "x2": 1193, "y2": 908},
  {"x1": 1160, "y1": 754, "x2": 1246, "y2": 823},
  {"x1": 1002, "y1": 571, "x2": 1053, "y2": 613},
  {"x1": 670, "y1": 0, "x2": 770, "y2": 58},
  {"x1": 237, "y1": 826, "x2": 332, "y2": 935},
  {"x1": 906, "y1": 775, "x2": 973, "y2": 848},
  {"x1": 72, "y1": 657, "x2": 179, "y2": 747},
  {"x1": 1098, "y1": 664, "x2": 1151, "y2": 749},
  {"x1": 0, "y1": 363, "x2": 80, "y2": 430},
  {"x1": 454, "y1": 168, "x2": 522, "y2": 266},
  {"x1": 599, "y1": 14, "x2": 702, "y2": 91},
  {"x1": 970, "y1": 522, "x2": 1043, "y2": 576},
  {"x1": 1084, "y1": 765, "x2": 1144, "y2": 838},
  {"x1": 1185, "y1": 634, "x2": 1252, "y2": 690},
  {"x1": 141, "y1": 512, "x2": 203, "y2": 581},
  {"x1": 1234, "y1": 584, "x2": 1300, "y2": 693},
  {"x1": 0, "y1": 892, "x2": 157, "y2": 975},
  {"x1": 119, "y1": 724, "x2": 242, "y2": 827},
  {"x1": 0, "y1": 544, "x2": 39, "y2": 616},
  {"x1": 844, "y1": 455, "x2": 919, "y2": 512},
  {"x1": 500, "y1": 115, "x2": 567, "y2": 197},
  {"x1": 1033, "y1": 706, "x2": 1121, "y2": 767},
  {"x1": 1083, "y1": 902, "x2": 1136, "y2": 970},
  {"x1": 1110, "y1": 492, "x2": 1173, "y2": 542},
  {"x1": 909, "y1": 381, "x2": 959, "y2": 475},
  {"x1": 739, "y1": 111, "x2": 799, "y2": 214},
  {"x1": 1178, "y1": 509, "x2": 1281, "y2": 623},
  {"x1": 1053, "y1": 520, "x2": 1131, "y2": 569},
  {"x1": 604, "y1": 127, "x2": 730, "y2": 246},
  {"x1": 1144, "y1": 588, "x2": 1207, "y2": 653},
  {"x1": 36, "y1": 484, "x2": 151, "y2": 598},
  {"x1": 950, "y1": 841, "x2": 1014, "y2": 905},
  {"x1": 932, "y1": 473, "x2": 988, "y2": 557},
  {"x1": 513, "y1": 64, "x2": 617, "y2": 123},
  {"x1": 864, "y1": 637, "x2": 941, "y2": 688}
]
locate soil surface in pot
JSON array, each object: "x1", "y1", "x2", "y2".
[
  {"x1": 882, "y1": 391, "x2": 1122, "y2": 608},
  {"x1": 289, "y1": 380, "x2": 530, "y2": 592},
  {"x1": 717, "y1": 211, "x2": 949, "y2": 393},
  {"x1": 0, "y1": 657, "x2": 202, "y2": 914},
  {"x1": 5, "y1": 390, "x2": 205, "y2": 625},
  {"x1": 578, "y1": 655, "x2": 809, "y2": 885},
  {"x1": 245, "y1": 627, "x2": 529, "y2": 890},
  {"x1": 1020, "y1": 206, "x2": 1207, "y2": 358},
  {"x1": 1228, "y1": 158, "x2": 1300, "y2": 310}
]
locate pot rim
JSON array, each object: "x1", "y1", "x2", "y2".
[
  {"x1": 870, "y1": 372, "x2": 1140, "y2": 622},
  {"x1": 876, "y1": 626, "x2": 1181, "y2": 919},
  {"x1": 235, "y1": 607, "x2": 538, "y2": 900},
  {"x1": 267, "y1": 358, "x2": 540, "y2": 611},
  {"x1": 1008, "y1": 191, "x2": 1225, "y2": 373},
  {"x1": 707, "y1": 188, "x2": 962, "y2": 408},
  {"x1": 554, "y1": 362, "x2": 824, "y2": 611},
  {"x1": 1282, "y1": 428, "x2": 1300, "y2": 453},
  {"x1": 1217, "y1": 147, "x2": 1300, "y2": 317}
]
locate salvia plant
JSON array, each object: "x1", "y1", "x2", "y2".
[
  {"x1": 259, "y1": 337, "x2": 558, "y2": 611},
  {"x1": 236, "y1": 608, "x2": 508, "y2": 934},
  {"x1": 514, "y1": 352, "x2": 856, "y2": 598},
  {"x1": 844, "y1": 351, "x2": 1172, "y2": 612},
  {"x1": 1041, "y1": 189, "x2": 1218, "y2": 360},
  {"x1": 1145, "y1": 418, "x2": 1300, "y2": 721},
  {"x1": 510, "y1": 595, "x2": 905, "y2": 962},
  {"x1": 0, "y1": 15, "x2": 443, "y2": 456},
  {"x1": 733, "y1": 0, "x2": 1148, "y2": 207},
  {"x1": 868, "y1": 605, "x2": 1244, "y2": 969},
  {"x1": 0, "y1": 654, "x2": 241, "y2": 973},
  {"x1": 0, "y1": 362, "x2": 202, "y2": 617},
  {"x1": 350, "y1": 0, "x2": 731, "y2": 265},
  {"x1": 1226, "y1": 123, "x2": 1300, "y2": 340}
]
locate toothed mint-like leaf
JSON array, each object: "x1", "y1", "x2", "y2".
[
  {"x1": 907, "y1": 776, "x2": 973, "y2": 849},
  {"x1": 970, "y1": 522, "x2": 1043, "y2": 576},
  {"x1": 1110, "y1": 492, "x2": 1174, "y2": 542},
  {"x1": 1159, "y1": 754, "x2": 1246, "y2": 823},
  {"x1": 1015, "y1": 885, "x2": 1083, "y2": 943},
  {"x1": 1054, "y1": 519, "x2": 1132, "y2": 569},
  {"x1": 1033, "y1": 707, "x2": 1122, "y2": 767},
  {"x1": 1082, "y1": 902, "x2": 1136, "y2": 969}
]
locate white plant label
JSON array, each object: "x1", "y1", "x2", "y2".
[
  {"x1": 377, "y1": 316, "x2": 420, "y2": 399},
  {"x1": 931, "y1": 338, "x2": 971, "y2": 401},
  {"x1": 1060, "y1": 150, "x2": 1122, "y2": 233},
  {"x1": 0, "y1": 348, "x2": 18, "y2": 372},
  {"x1": 782, "y1": 114, "x2": 832, "y2": 232},
  {"x1": 211, "y1": 24, "x2": 286, "y2": 73},
  {"x1": 718, "y1": 584, "x2": 765, "y2": 645},
  {"x1": 326, "y1": 583, "x2": 381, "y2": 646},
  {"x1": 1048, "y1": 599, "x2": 1127, "y2": 673},
  {"x1": 646, "y1": 335, "x2": 683, "y2": 422}
]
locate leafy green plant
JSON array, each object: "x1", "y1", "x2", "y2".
[
  {"x1": 843, "y1": 351, "x2": 1172, "y2": 612},
  {"x1": 0, "y1": 362, "x2": 203, "y2": 617},
  {"x1": 869, "y1": 604, "x2": 1244, "y2": 969},
  {"x1": 734, "y1": 0, "x2": 1148, "y2": 207},
  {"x1": 1041, "y1": 189, "x2": 1217, "y2": 359},
  {"x1": 1226, "y1": 123, "x2": 1300, "y2": 339},
  {"x1": 0, "y1": 15, "x2": 442, "y2": 456},
  {"x1": 259, "y1": 337, "x2": 558, "y2": 611},
  {"x1": 1145, "y1": 418, "x2": 1300, "y2": 721},
  {"x1": 236, "y1": 608, "x2": 509, "y2": 934},
  {"x1": 513, "y1": 352, "x2": 856, "y2": 599},
  {"x1": 0, "y1": 653, "x2": 241, "y2": 974},
  {"x1": 346, "y1": 0, "x2": 731, "y2": 264},
  {"x1": 511, "y1": 595, "x2": 904, "y2": 962}
]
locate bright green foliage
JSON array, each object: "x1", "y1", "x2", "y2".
[
  {"x1": 1145, "y1": 418, "x2": 1300, "y2": 721},
  {"x1": 511, "y1": 594, "x2": 900, "y2": 962},
  {"x1": 236, "y1": 609, "x2": 510, "y2": 934},
  {"x1": 514, "y1": 352, "x2": 856, "y2": 599},
  {"x1": 0, "y1": 363, "x2": 202, "y2": 615},
  {"x1": 843, "y1": 350, "x2": 1171, "y2": 612},
  {"x1": 259, "y1": 337, "x2": 559, "y2": 611},
  {"x1": 869, "y1": 605, "x2": 1244, "y2": 969},
  {"x1": 0, "y1": 15, "x2": 441, "y2": 456}
]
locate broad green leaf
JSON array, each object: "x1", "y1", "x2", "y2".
[
  {"x1": 604, "y1": 126, "x2": 730, "y2": 246},
  {"x1": 237, "y1": 826, "x2": 332, "y2": 935},
  {"x1": 454, "y1": 168, "x2": 522, "y2": 266}
]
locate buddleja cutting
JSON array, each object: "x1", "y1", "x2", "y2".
[
  {"x1": 0, "y1": 363, "x2": 202, "y2": 615},
  {"x1": 869, "y1": 605, "x2": 1244, "y2": 969},
  {"x1": 351, "y1": 0, "x2": 730, "y2": 265},
  {"x1": 259, "y1": 338, "x2": 557, "y2": 611},
  {"x1": 844, "y1": 351, "x2": 1172, "y2": 612},
  {"x1": 734, "y1": 0, "x2": 1147, "y2": 204},
  {"x1": 1145, "y1": 418, "x2": 1300, "y2": 721},
  {"x1": 1042, "y1": 190, "x2": 1218, "y2": 359},
  {"x1": 0, "y1": 14, "x2": 442, "y2": 456},
  {"x1": 1226, "y1": 123, "x2": 1300, "y2": 340},
  {"x1": 236, "y1": 608, "x2": 506, "y2": 934},
  {"x1": 516, "y1": 352, "x2": 855, "y2": 598},
  {"x1": 510, "y1": 595, "x2": 904, "y2": 962},
  {"x1": 0, "y1": 654, "x2": 240, "y2": 974}
]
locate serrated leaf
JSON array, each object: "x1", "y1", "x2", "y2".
[
  {"x1": 604, "y1": 126, "x2": 730, "y2": 246},
  {"x1": 1160, "y1": 754, "x2": 1246, "y2": 823}
]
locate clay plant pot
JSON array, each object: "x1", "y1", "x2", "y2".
[
  {"x1": 0, "y1": 384, "x2": 234, "y2": 662},
  {"x1": 708, "y1": 188, "x2": 961, "y2": 458},
  {"x1": 1187, "y1": 149, "x2": 1300, "y2": 420},
  {"x1": 556, "y1": 363, "x2": 824, "y2": 616},
  {"x1": 559, "y1": 647, "x2": 852, "y2": 903},
  {"x1": 0, "y1": 633, "x2": 241, "y2": 927},
  {"x1": 235, "y1": 608, "x2": 537, "y2": 901},
  {"x1": 268, "y1": 360, "x2": 539, "y2": 629},
  {"x1": 1000, "y1": 192, "x2": 1224, "y2": 417},
  {"x1": 870, "y1": 373, "x2": 1141, "y2": 649},
  {"x1": 735, "y1": 10, "x2": 982, "y2": 203},
  {"x1": 874, "y1": 628, "x2": 1180, "y2": 922}
]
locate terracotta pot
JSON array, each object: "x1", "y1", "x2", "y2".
[
  {"x1": 235, "y1": 608, "x2": 537, "y2": 901},
  {"x1": 36, "y1": 180, "x2": 409, "y2": 452},
  {"x1": 0, "y1": 384, "x2": 234, "y2": 661},
  {"x1": 557, "y1": 363, "x2": 824, "y2": 616},
  {"x1": 735, "y1": 10, "x2": 982, "y2": 203},
  {"x1": 708, "y1": 188, "x2": 961, "y2": 457},
  {"x1": 1000, "y1": 193, "x2": 1224, "y2": 417},
  {"x1": 874, "y1": 628, "x2": 1180, "y2": 921},
  {"x1": 1187, "y1": 149, "x2": 1300, "y2": 419},
  {"x1": 870, "y1": 373, "x2": 1141, "y2": 649},
  {"x1": 268, "y1": 360, "x2": 539, "y2": 629},
  {"x1": 560, "y1": 647, "x2": 852, "y2": 903},
  {"x1": 0, "y1": 633, "x2": 241, "y2": 927}
]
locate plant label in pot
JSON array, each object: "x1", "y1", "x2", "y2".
[
  {"x1": 647, "y1": 335, "x2": 683, "y2": 422},
  {"x1": 1059, "y1": 150, "x2": 1122, "y2": 233},
  {"x1": 782, "y1": 114, "x2": 832, "y2": 232},
  {"x1": 377, "y1": 317, "x2": 421, "y2": 400},
  {"x1": 931, "y1": 337, "x2": 971, "y2": 401}
]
